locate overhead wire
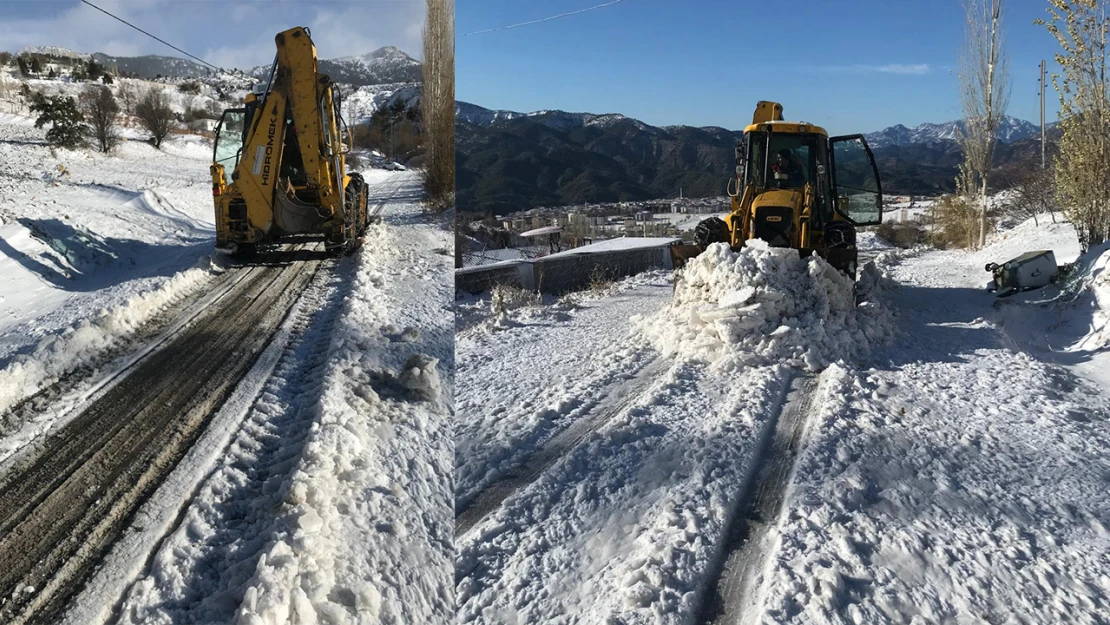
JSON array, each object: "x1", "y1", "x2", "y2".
[
  {"x1": 78, "y1": 0, "x2": 223, "y2": 71},
  {"x1": 462, "y1": 0, "x2": 626, "y2": 36}
]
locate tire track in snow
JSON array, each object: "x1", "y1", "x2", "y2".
[
  {"x1": 97, "y1": 252, "x2": 355, "y2": 625},
  {"x1": 0, "y1": 258, "x2": 251, "y2": 470},
  {"x1": 700, "y1": 373, "x2": 821, "y2": 625},
  {"x1": 0, "y1": 245, "x2": 323, "y2": 624},
  {"x1": 455, "y1": 355, "x2": 671, "y2": 539}
]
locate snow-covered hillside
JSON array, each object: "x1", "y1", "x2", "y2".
[
  {"x1": 19, "y1": 46, "x2": 90, "y2": 62},
  {"x1": 7, "y1": 43, "x2": 420, "y2": 116},
  {"x1": 247, "y1": 45, "x2": 422, "y2": 86},
  {"x1": 0, "y1": 109, "x2": 217, "y2": 377}
]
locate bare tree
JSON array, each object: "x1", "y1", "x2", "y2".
[
  {"x1": 958, "y1": 0, "x2": 1010, "y2": 249},
  {"x1": 117, "y1": 81, "x2": 140, "y2": 117},
  {"x1": 135, "y1": 86, "x2": 175, "y2": 149},
  {"x1": 999, "y1": 165, "x2": 1056, "y2": 226},
  {"x1": 421, "y1": 0, "x2": 455, "y2": 212},
  {"x1": 1037, "y1": 0, "x2": 1110, "y2": 248},
  {"x1": 78, "y1": 83, "x2": 120, "y2": 154}
]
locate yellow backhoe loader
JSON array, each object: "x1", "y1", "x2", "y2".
[
  {"x1": 673, "y1": 101, "x2": 883, "y2": 277},
  {"x1": 210, "y1": 26, "x2": 370, "y2": 256}
]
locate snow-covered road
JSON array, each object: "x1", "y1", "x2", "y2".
[
  {"x1": 454, "y1": 217, "x2": 1110, "y2": 625},
  {"x1": 51, "y1": 170, "x2": 455, "y2": 625}
]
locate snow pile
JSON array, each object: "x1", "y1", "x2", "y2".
[
  {"x1": 643, "y1": 242, "x2": 895, "y2": 370},
  {"x1": 234, "y1": 174, "x2": 452, "y2": 625},
  {"x1": 1088, "y1": 244, "x2": 1110, "y2": 348},
  {"x1": 0, "y1": 259, "x2": 219, "y2": 417},
  {"x1": 1061, "y1": 242, "x2": 1110, "y2": 349}
]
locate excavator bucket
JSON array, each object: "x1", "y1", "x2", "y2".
[{"x1": 752, "y1": 100, "x2": 784, "y2": 124}]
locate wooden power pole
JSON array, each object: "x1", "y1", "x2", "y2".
[{"x1": 1039, "y1": 59, "x2": 1046, "y2": 170}]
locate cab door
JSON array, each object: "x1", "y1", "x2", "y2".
[
  {"x1": 213, "y1": 108, "x2": 247, "y2": 187},
  {"x1": 829, "y1": 134, "x2": 883, "y2": 225}
]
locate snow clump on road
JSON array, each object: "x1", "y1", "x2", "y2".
[{"x1": 642, "y1": 241, "x2": 896, "y2": 370}]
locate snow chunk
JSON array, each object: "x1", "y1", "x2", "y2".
[
  {"x1": 399, "y1": 353, "x2": 441, "y2": 402},
  {"x1": 641, "y1": 243, "x2": 896, "y2": 370}
]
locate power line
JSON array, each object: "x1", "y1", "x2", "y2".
[
  {"x1": 79, "y1": 0, "x2": 222, "y2": 71},
  {"x1": 463, "y1": 0, "x2": 626, "y2": 36}
]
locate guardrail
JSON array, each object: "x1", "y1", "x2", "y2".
[{"x1": 456, "y1": 243, "x2": 675, "y2": 296}]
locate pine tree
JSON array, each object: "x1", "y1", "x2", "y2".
[{"x1": 30, "y1": 95, "x2": 88, "y2": 149}]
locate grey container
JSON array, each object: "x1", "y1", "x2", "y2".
[{"x1": 986, "y1": 250, "x2": 1058, "y2": 296}]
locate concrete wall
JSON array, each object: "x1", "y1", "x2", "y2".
[
  {"x1": 455, "y1": 263, "x2": 524, "y2": 295},
  {"x1": 455, "y1": 244, "x2": 674, "y2": 296}
]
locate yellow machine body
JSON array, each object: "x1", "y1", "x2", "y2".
[
  {"x1": 210, "y1": 26, "x2": 369, "y2": 255},
  {"x1": 674, "y1": 101, "x2": 884, "y2": 278}
]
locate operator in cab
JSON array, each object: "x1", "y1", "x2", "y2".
[{"x1": 770, "y1": 149, "x2": 803, "y2": 189}]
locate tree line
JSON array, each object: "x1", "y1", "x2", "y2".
[
  {"x1": 949, "y1": 0, "x2": 1110, "y2": 250},
  {"x1": 26, "y1": 83, "x2": 176, "y2": 152}
]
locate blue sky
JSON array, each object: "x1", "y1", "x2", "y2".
[
  {"x1": 0, "y1": 0, "x2": 424, "y2": 69},
  {"x1": 457, "y1": 0, "x2": 1065, "y2": 134}
]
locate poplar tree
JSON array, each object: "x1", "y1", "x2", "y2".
[{"x1": 1037, "y1": 0, "x2": 1110, "y2": 247}]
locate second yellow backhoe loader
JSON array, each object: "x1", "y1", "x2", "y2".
[
  {"x1": 210, "y1": 26, "x2": 370, "y2": 256},
  {"x1": 673, "y1": 101, "x2": 883, "y2": 278}
]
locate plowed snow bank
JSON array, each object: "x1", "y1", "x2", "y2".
[{"x1": 641, "y1": 242, "x2": 896, "y2": 370}]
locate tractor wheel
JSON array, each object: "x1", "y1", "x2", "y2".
[
  {"x1": 823, "y1": 222, "x2": 858, "y2": 279},
  {"x1": 342, "y1": 173, "x2": 366, "y2": 254},
  {"x1": 694, "y1": 217, "x2": 731, "y2": 248}
]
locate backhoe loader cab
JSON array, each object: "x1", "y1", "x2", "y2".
[
  {"x1": 678, "y1": 102, "x2": 882, "y2": 278},
  {"x1": 210, "y1": 26, "x2": 370, "y2": 256}
]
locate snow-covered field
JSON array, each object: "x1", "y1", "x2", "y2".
[{"x1": 454, "y1": 214, "x2": 1110, "y2": 624}]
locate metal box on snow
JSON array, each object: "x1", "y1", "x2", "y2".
[{"x1": 986, "y1": 250, "x2": 1058, "y2": 295}]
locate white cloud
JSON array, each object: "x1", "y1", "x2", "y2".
[
  {"x1": 0, "y1": 0, "x2": 423, "y2": 69},
  {"x1": 867, "y1": 63, "x2": 931, "y2": 75},
  {"x1": 799, "y1": 63, "x2": 931, "y2": 75}
]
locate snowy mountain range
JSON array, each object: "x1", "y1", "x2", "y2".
[
  {"x1": 863, "y1": 116, "x2": 1046, "y2": 148},
  {"x1": 457, "y1": 103, "x2": 673, "y2": 133},
  {"x1": 246, "y1": 46, "x2": 421, "y2": 86},
  {"x1": 456, "y1": 101, "x2": 1059, "y2": 211},
  {"x1": 459, "y1": 101, "x2": 1045, "y2": 149},
  {"x1": 16, "y1": 45, "x2": 420, "y2": 86}
]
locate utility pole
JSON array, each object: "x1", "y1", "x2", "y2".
[{"x1": 1039, "y1": 59, "x2": 1046, "y2": 170}]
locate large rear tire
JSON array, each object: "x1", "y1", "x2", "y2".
[
  {"x1": 340, "y1": 173, "x2": 367, "y2": 255},
  {"x1": 823, "y1": 222, "x2": 857, "y2": 279},
  {"x1": 694, "y1": 217, "x2": 731, "y2": 248}
]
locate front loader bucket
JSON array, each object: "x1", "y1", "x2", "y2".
[
  {"x1": 670, "y1": 243, "x2": 704, "y2": 270},
  {"x1": 274, "y1": 187, "x2": 327, "y2": 234}
]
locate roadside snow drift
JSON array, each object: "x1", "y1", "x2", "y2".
[{"x1": 644, "y1": 242, "x2": 896, "y2": 370}]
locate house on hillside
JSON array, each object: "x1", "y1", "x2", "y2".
[{"x1": 187, "y1": 118, "x2": 218, "y2": 133}]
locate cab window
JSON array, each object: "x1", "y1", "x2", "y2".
[
  {"x1": 746, "y1": 131, "x2": 819, "y2": 190},
  {"x1": 213, "y1": 109, "x2": 246, "y2": 186}
]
